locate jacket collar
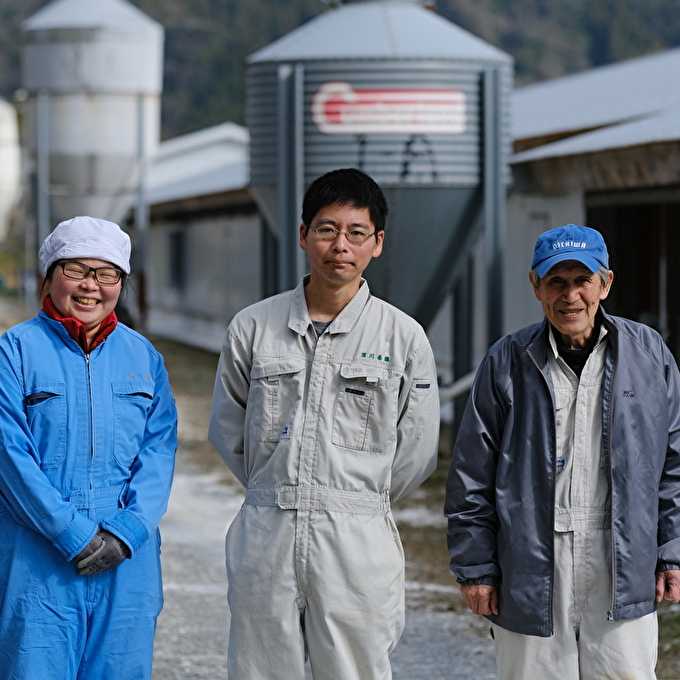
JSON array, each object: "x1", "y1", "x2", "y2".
[{"x1": 287, "y1": 275, "x2": 371, "y2": 336}]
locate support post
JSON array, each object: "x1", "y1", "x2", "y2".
[
  {"x1": 452, "y1": 256, "x2": 474, "y2": 434},
  {"x1": 276, "y1": 64, "x2": 305, "y2": 292},
  {"x1": 483, "y1": 68, "x2": 506, "y2": 345},
  {"x1": 659, "y1": 210, "x2": 669, "y2": 341},
  {"x1": 36, "y1": 92, "x2": 50, "y2": 249},
  {"x1": 135, "y1": 93, "x2": 149, "y2": 328}
]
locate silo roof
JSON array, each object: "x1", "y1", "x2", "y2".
[
  {"x1": 249, "y1": 1, "x2": 510, "y2": 63},
  {"x1": 24, "y1": 0, "x2": 161, "y2": 34},
  {"x1": 513, "y1": 48, "x2": 680, "y2": 141}
]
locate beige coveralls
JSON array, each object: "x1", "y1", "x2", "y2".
[
  {"x1": 493, "y1": 326, "x2": 658, "y2": 680},
  {"x1": 209, "y1": 279, "x2": 439, "y2": 680}
]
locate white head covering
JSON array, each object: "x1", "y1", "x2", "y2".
[{"x1": 39, "y1": 216, "x2": 132, "y2": 275}]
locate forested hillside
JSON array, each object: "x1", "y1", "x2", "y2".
[{"x1": 1, "y1": 0, "x2": 679, "y2": 139}]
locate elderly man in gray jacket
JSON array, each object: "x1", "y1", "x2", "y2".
[{"x1": 446, "y1": 224, "x2": 680, "y2": 679}]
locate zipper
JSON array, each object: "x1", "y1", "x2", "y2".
[
  {"x1": 85, "y1": 353, "x2": 96, "y2": 465},
  {"x1": 527, "y1": 348, "x2": 557, "y2": 636},
  {"x1": 603, "y1": 355, "x2": 617, "y2": 620}
]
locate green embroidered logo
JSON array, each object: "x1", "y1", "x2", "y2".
[{"x1": 361, "y1": 352, "x2": 390, "y2": 362}]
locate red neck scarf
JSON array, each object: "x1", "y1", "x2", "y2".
[{"x1": 42, "y1": 295, "x2": 118, "y2": 353}]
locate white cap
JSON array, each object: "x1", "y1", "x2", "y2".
[{"x1": 39, "y1": 216, "x2": 132, "y2": 275}]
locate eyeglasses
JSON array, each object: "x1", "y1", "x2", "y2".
[
  {"x1": 310, "y1": 225, "x2": 377, "y2": 245},
  {"x1": 60, "y1": 261, "x2": 123, "y2": 286}
]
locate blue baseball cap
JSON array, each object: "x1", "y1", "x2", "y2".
[{"x1": 531, "y1": 224, "x2": 609, "y2": 278}]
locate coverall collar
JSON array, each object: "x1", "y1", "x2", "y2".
[
  {"x1": 547, "y1": 321, "x2": 608, "y2": 360},
  {"x1": 288, "y1": 275, "x2": 371, "y2": 336}
]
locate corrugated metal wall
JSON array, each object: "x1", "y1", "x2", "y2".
[
  {"x1": 302, "y1": 61, "x2": 481, "y2": 186},
  {"x1": 247, "y1": 64, "x2": 279, "y2": 187},
  {"x1": 249, "y1": 59, "x2": 513, "y2": 191}
]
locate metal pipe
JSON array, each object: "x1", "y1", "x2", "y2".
[
  {"x1": 277, "y1": 64, "x2": 293, "y2": 292},
  {"x1": 659, "y1": 213, "x2": 668, "y2": 340},
  {"x1": 135, "y1": 93, "x2": 149, "y2": 327},
  {"x1": 439, "y1": 370, "x2": 475, "y2": 403},
  {"x1": 135, "y1": 94, "x2": 149, "y2": 236},
  {"x1": 483, "y1": 67, "x2": 506, "y2": 345},
  {"x1": 277, "y1": 64, "x2": 307, "y2": 292},
  {"x1": 293, "y1": 64, "x2": 307, "y2": 282},
  {"x1": 36, "y1": 91, "x2": 50, "y2": 247}
]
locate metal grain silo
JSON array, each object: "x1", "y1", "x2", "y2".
[
  {"x1": 22, "y1": 0, "x2": 163, "y2": 238},
  {"x1": 0, "y1": 99, "x2": 21, "y2": 241},
  {"x1": 247, "y1": 0, "x2": 511, "y2": 339}
]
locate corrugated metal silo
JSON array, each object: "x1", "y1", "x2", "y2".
[
  {"x1": 22, "y1": 0, "x2": 163, "y2": 233},
  {"x1": 247, "y1": 0, "x2": 512, "y2": 338},
  {"x1": 0, "y1": 99, "x2": 21, "y2": 241}
]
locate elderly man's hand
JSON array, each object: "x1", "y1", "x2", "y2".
[
  {"x1": 656, "y1": 570, "x2": 680, "y2": 603},
  {"x1": 461, "y1": 584, "x2": 498, "y2": 616}
]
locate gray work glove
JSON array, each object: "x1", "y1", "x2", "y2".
[
  {"x1": 76, "y1": 530, "x2": 130, "y2": 576},
  {"x1": 75, "y1": 533, "x2": 105, "y2": 563}
]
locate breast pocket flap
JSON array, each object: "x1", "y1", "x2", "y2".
[
  {"x1": 24, "y1": 382, "x2": 65, "y2": 406},
  {"x1": 339, "y1": 363, "x2": 383, "y2": 384},
  {"x1": 112, "y1": 382, "x2": 154, "y2": 399},
  {"x1": 251, "y1": 358, "x2": 306, "y2": 381}
]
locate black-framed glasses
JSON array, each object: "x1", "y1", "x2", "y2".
[
  {"x1": 310, "y1": 225, "x2": 377, "y2": 245},
  {"x1": 60, "y1": 261, "x2": 123, "y2": 286}
]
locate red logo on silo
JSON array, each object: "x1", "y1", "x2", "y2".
[{"x1": 312, "y1": 82, "x2": 466, "y2": 135}]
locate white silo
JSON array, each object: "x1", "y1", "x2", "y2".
[
  {"x1": 22, "y1": 0, "x2": 163, "y2": 235},
  {"x1": 0, "y1": 99, "x2": 21, "y2": 242}
]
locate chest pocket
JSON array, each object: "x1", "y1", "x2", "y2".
[
  {"x1": 332, "y1": 363, "x2": 399, "y2": 454},
  {"x1": 112, "y1": 382, "x2": 154, "y2": 468},
  {"x1": 24, "y1": 382, "x2": 67, "y2": 469},
  {"x1": 249, "y1": 358, "x2": 306, "y2": 443},
  {"x1": 553, "y1": 387, "x2": 574, "y2": 464}
]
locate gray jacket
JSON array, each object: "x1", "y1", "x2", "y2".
[{"x1": 445, "y1": 311, "x2": 680, "y2": 636}]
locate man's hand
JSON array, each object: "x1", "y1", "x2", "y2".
[
  {"x1": 461, "y1": 584, "x2": 498, "y2": 616},
  {"x1": 656, "y1": 570, "x2": 680, "y2": 603},
  {"x1": 76, "y1": 530, "x2": 130, "y2": 576}
]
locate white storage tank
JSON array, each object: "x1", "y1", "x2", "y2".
[
  {"x1": 0, "y1": 99, "x2": 21, "y2": 241},
  {"x1": 22, "y1": 0, "x2": 163, "y2": 226}
]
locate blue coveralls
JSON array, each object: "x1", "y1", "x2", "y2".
[{"x1": 0, "y1": 312, "x2": 177, "y2": 679}]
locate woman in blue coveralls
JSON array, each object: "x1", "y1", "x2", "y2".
[{"x1": 0, "y1": 216, "x2": 177, "y2": 679}]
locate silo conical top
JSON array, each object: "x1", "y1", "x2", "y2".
[
  {"x1": 22, "y1": 0, "x2": 163, "y2": 94},
  {"x1": 250, "y1": 0, "x2": 510, "y2": 63},
  {"x1": 24, "y1": 0, "x2": 161, "y2": 36}
]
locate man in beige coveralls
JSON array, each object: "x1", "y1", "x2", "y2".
[{"x1": 209, "y1": 168, "x2": 440, "y2": 679}]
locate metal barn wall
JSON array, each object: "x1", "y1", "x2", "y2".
[
  {"x1": 503, "y1": 188, "x2": 585, "y2": 333},
  {"x1": 148, "y1": 210, "x2": 262, "y2": 352}
]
